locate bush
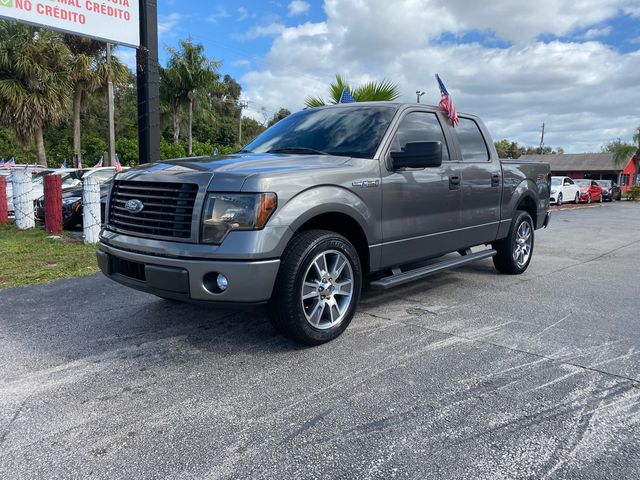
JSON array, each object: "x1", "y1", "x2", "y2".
[
  {"x1": 116, "y1": 137, "x2": 139, "y2": 166},
  {"x1": 625, "y1": 185, "x2": 640, "y2": 201}
]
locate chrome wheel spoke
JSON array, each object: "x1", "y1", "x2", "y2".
[{"x1": 301, "y1": 249, "x2": 354, "y2": 330}]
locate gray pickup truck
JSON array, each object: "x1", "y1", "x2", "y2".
[{"x1": 97, "y1": 102, "x2": 550, "y2": 344}]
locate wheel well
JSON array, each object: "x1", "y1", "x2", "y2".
[
  {"x1": 296, "y1": 213, "x2": 370, "y2": 273},
  {"x1": 517, "y1": 196, "x2": 537, "y2": 226}
]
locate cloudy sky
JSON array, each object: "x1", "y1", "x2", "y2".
[{"x1": 139, "y1": 0, "x2": 640, "y2": 152}]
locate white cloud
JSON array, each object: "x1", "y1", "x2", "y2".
[
  {"x1": 242, "y1": 22, "x2": 287, "y2": 40},
  {"x1": 207, "y1": 5, "x2": 231, "y2": 23},
  {"x1": 582, "y1": 26, "x2": 613, "y2": 39},
  {"x1": 237, "y1": 7, "x2": 257, "y2": 22},
  {"x1": 242, "y1": 0, "x2": 640, "y2": 152},
  {"x1": 158, "y1": 13, "x2": 182, "y2": 36},
  {"x1": 288, "y1": 0, "x2": 310, "y2": 16}
]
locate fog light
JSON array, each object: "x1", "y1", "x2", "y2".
[{"x1": 216, "y1": 274, "x2": 229, "y2": 292}]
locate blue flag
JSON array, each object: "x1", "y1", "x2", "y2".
[
  {"x1": 339, "y1": 88, "x2": 356, "y2": 104},
  {"x1": 62, "y1": 159, "x2": 67, "y2": 168},
  {"x1": 214, "y1": 148, "x2": 219, "y2": 156}
]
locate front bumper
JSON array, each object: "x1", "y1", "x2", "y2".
[{"x1": 97, "y1": 242, "x2": 280, "y2": 303}]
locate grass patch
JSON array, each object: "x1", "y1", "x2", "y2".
[{"x1": 0, "y1": 223, "x2": 99, "y2": 289}]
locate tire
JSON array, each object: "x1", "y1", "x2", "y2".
[
  {"x1": 492, "y1": 210, "x2": 535, "y2": 275},
  {"x1": 599, "y1": 194, "x2": 603, "y2": 203},
  {"x1": 557, "y1": 193, "x2": 563, "y2": 206},
  {"x1": 268, "y1": 230, "x2": 362, "y2": 345},
  {"x1": 587, "y1": 194, "x2": 592, "y2": 204},
  {"x1": 574, "y1": 193, "x2": 580, "y2": 204}
]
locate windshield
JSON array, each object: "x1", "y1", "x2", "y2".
[
  {"x1": 575, "y1": 180, "x2": 590, "y2": 187},
  {"x1": 596, "y1": 180, "x2": 611, "y2": 187},
  {"x1": 551, "y1": 177, "x2": 562, "y2": 186},
  {"x1": 243, "y1": 105, "x2": 397, "y2": 159}
]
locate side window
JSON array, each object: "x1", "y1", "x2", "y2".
[
  {"x1": 391, "y1": 112, "x2": 450, "y2": 161},
  {"x1": 454, "y1": 117, "x2": 489, "y2": 162},
  {"x1": 565, "y1": 178, "x2": 574, "y2": 186}
]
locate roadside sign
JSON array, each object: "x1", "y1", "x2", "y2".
[{"x1": 0, "y1": 0, "x2": 140, "y2": 47}]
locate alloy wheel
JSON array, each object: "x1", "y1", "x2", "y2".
[
  {"x1": 513, "y1": 221, "x2": 532, "y2": 269},
  {"x1": 301, "y1": 250, "x2": 354, "y2": 330}
]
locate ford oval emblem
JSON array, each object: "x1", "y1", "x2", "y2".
[{"x1": 124, "y1": 199, "x2": 144, "y2": 214}]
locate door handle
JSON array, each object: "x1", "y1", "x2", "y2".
[
  {"x1": 449, "y1": 175, "x2": 461, "y2": 190},
  {"x1": 491, "y1": 173, "x2": 500, "y2": 187}
]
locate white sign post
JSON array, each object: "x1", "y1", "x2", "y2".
[{"x1": 0, "y1": 0, "x2": 140, "y2": 47}]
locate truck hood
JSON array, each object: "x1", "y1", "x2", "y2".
[{"x1": 116, "y1": 153, "x2": 352, "y2": 191}]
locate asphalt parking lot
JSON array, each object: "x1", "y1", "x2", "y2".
[{"x1": 1, "y1": 202, "x2": 639, "y2": 479}]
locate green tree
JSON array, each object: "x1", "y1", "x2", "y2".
[
  {"x1": 165, "y1": 38, "x2": 220, "y2": 156},
  {"x1": 0, "y1": 23, "x2": 70, "y2": 166},
  {"x1": 603, "y1": 129, "x2": 640, "y2": 184},
  {"x1": 305, "y1": 75, "x2": 401, "y2": 107},
  {"x1": 64, "y1": 35, "x2": 128, "y2": 163},
  {"x1": 268, "y1": 108, "x2": 291, "y2": 127}
]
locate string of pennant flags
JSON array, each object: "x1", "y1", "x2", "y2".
[{"x1": 1, "y1": 155, "x2": 123, "y2": 171}]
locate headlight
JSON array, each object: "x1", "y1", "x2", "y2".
[
  {"x1": 550, "y1": 189, "x2": 557, "y2": 195},
  {"x1": 201, "y1": 193, "x2": 277, "y2": 244}
]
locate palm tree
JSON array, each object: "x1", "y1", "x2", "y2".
[
  {"x1": 64, "y1": 35, "x2": 128, "y2": 163},
  {"x1": 160, "y1": 66, "x2": 186, "y2": 145},
  {"x1": 305, "y1": 75, "x2": 401, "y2": 108},
  {"x1": 608, "y1": 127, "x2": 640, "y2": 186},
  {"x1": 0, "y1": 23, "x2": 70, "y2": 166},
  {"x1": 165, "y1": 39, "x2": 220, "y2": 155}
]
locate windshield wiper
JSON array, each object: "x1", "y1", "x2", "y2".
[{"x1": 267, "y1": 147, "x2": 328, "y2": 155}]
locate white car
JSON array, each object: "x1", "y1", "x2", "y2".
[{"x1": 550, "y1": 176, "x2": 580, "y2": 205}]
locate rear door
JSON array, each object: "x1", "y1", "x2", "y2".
[
  {"x1": 380, "y1": 109, "x2": 462, "y2": 267},
  {"x1": 451, "y1": 116, "x2": 502, "y2": 246}
]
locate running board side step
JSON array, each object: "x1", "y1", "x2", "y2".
[{"x1": 369, "y1": 249, "x2": 497, "y2": 290}]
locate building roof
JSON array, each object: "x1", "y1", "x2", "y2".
[{"x1": 518, "y1": 153, "x2": 629, "y2": 172}]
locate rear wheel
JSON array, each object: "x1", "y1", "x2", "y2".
[
  {"x1": 492, "y1": 210, "x2": 534, "y2": 275},
  {"x1": 574, "y1": 193, "x2": 580, "y2": 204},
  {"x1": 268, "y1": 230, "x2": 362, "y2": 345}
]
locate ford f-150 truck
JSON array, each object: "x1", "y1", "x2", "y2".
[{"x1": 97, "y1": 102, "x2": 550, "y2": 345}]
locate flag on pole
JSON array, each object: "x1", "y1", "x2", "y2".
[
  {"x1": 435, "y1": 74, "x2": 459, "y2": 126},
  {"x1": 0, "y1": 160, "x2": 4, "y2": 168},
  {"x1": 213, "y1": 148, "x2": 219, "y2": 156},
  {"x1": 114, "y1": 154, "x2": 122, "y2": 173},
  {"x1": 7, "y1": 158, "x2": 16, "y2": 168},
  {"x1": 95, "y1": 156, "x2": 103, "y2": 168},
  {"x1": 61, "y1": 159, "x2": 67, "y2": 168},
  {"x1": 339, "y1": 88, "x2": 357, "y2": 104}
]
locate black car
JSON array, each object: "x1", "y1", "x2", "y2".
[
  {"x1": 595, "y1": 180, "x2": 622, "y2": 202},
  {"x1": 36, "y1": 182, "x2": 111, "y2": 228}
]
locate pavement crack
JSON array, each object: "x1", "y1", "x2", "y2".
[{"x1": 0, "y1": 397, "x2": 28, "y2": 446}]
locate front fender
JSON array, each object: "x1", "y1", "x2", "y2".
[{"x1": 270, "y1": 186, "x2": 377, "y2": 242}]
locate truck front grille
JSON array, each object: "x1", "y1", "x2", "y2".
[{"x1": 108, "y1": 180, "x2": 198, "y2": 240}]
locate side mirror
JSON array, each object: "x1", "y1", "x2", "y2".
[{"x1": 390, "y1": 141, "x2": 443, "y2": 169}]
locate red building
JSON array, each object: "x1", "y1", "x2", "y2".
[{"x1": 520, "y1": 153, "x2": 638, "y2": 193}]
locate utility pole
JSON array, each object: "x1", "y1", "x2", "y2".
[
  {"x1": 539, "y1": 123, "x2": 545, "y2": 152},
  {"x1": 137, "y1": 0, "x2": 160, "y2": 164},
  {"x1": 106, "y1": 43, "x2": 116, "y2": 167},
  {"x1": 416, "y1": 91, "x2": 425, "y2": 103},
  {"x1": 238, "y1": 100, "x2": 248, "y2": 146}
]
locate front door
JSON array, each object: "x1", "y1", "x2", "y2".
[{"x1": 380, "y1": 110, "x2": 462, "y2": 268}]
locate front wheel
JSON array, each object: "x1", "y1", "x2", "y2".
[
  {"x1": 492, "y1": 211, "x2": 535, "y2": 275},
  {"x1": 574, "y1": 193, "x2": 580, "y2": 204},
  {"x1": 587, "y1": 194, "x2": 592, "y2": 204},
  {"x1": 557, "y1": 193, "x2": 563, "y2": 206},
  {"x1": 268, "y1": 230, "x2": 362, "y2": 345}
]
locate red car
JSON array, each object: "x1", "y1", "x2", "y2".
[{"x1": 574, "y1": 179, "x2": 603, "y2": 203}]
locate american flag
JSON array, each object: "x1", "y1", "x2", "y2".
[
  {"x1": 436, "y1": 74, "x2": 459, "y2": 126},
  {"x1": 95, "y1": 156, "x2": 103, "y2": 168},
  {"x1": 61, "y1": 159, "x2": 67, "y2": 168},
  {"x1": 213, "y1": 148, "x2": 219, "y2": 156},
  {"x1": 6, "y1": 158, "x2": 16, "y2": 168},
  {"x1": 114, "y1": 154, "x2": 122, "y2": 173},
  {"x1": 339, "y1": 88, "x2": 357, "y2": 104}
]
